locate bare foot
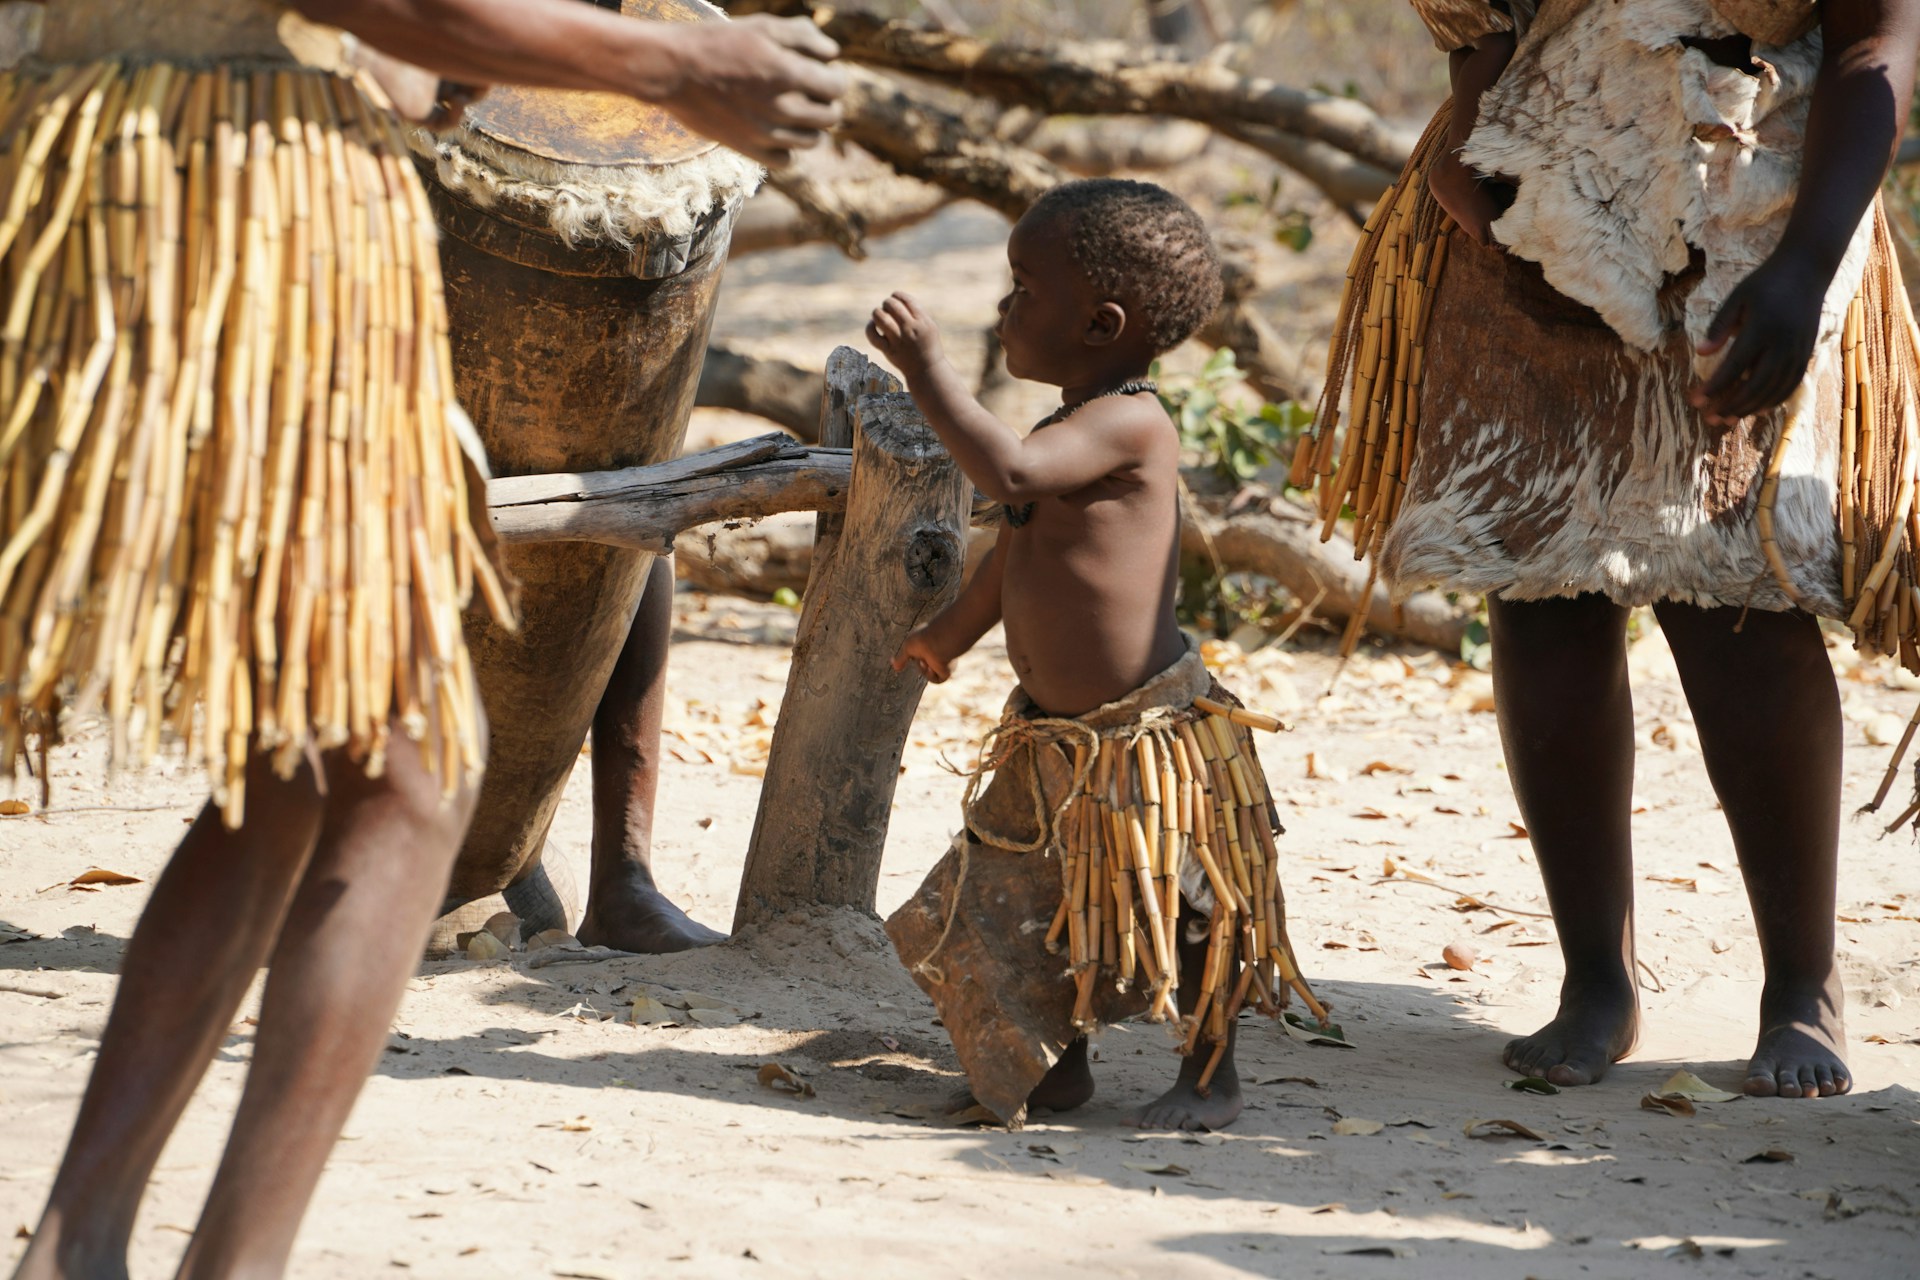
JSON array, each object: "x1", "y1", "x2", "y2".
[
  {"x1": 945, "y1": 1038, "x2": 1096, "y2": 1119},
  {"x1": 1744, "y1": 976, "x2": 1850, "y2": 1098},
  {"x1": 1125, "y1": 1051, "x2": 1242, "y2": 1132},
  {"x1": 576, "y1": 869, "x2": 725, "y2": 954},
  {"x1": 1503, "y1": 976, "x2": 1640, "y2": 1087}
]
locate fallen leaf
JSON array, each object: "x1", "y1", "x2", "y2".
[
  {"x1": 0, "y1": 799, "x2": 29, "y2": 816},
  {"x1": 1505, "y1": 1077, "x2": 1560, "y2": 1095},
  {"x1": 757, "y1": 1062, "x2": 815, "y2": 1099},
  {"x1": 879, "y1": 1035, "x2": 902, "y2": 1052},
  {"x1": 629, "y1": 995, "x2": 680, "y2": 1026},
  {"x1": 1360, "y1": 761, "x2": 1411, "y2": 776},
  {"x1": 1653, "y1": 1070, "x2": 1740, "y2": 1104},
  {"x1": 1463, "y1": 1118, "x2": 1545, "y2": 1141},
  {"x1": 1665, "y1": 1239, "x2": 1706, "y2": 1261},
  {"x1": 685, "y1": 1008, "x2": 743, "y2": 1027},
  {"x1": 1641, "y1": 1093, "x2": 1696, "y2": 1118},
  {"x1": 1250, "y1": 1074, "x2": 1319, "y2": 1087},
  {"x1": 1281, "y1": 1013, "x2": 1353, "y2": 1048},
  {"x1": 465, "y1": 931, "x2": 509, "y2": 963},
  {"x1": 69, "y1": 868, "x2": 140, "y2": 887},
  {"x1": 1645, "y1": 875, "x2": 1698, "y2": 892},
  {"x1": 1322, "y1": 1245, "x2": 1416, "y2": 1258},
  {"x1": 1122, "y1": 1161, "x2": 1191, "y2": 1176},
  {"x1": 1742, "y1": 1149, "x2": 1794, "y2": 1164},
  {"x1": 1332, "y1": 1117, "x2": 1384, "y2": 1137}
]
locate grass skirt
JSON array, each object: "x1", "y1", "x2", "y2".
[{"x1": 0, "y1": 58, "x2": 511, "y2": 825}]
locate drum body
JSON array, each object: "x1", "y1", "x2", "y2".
[{"x1": 414, "y1": 1, "x2": 757, "y2": 915}]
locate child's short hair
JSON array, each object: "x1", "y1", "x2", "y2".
[{"x1": 1027, "y1": 178, "x2": 1223, "y2": 355}]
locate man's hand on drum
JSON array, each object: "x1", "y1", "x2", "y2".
[
  {"x1": 866, "y1": 292, "x2": 947, "y2": 382},
  {"x1": 296, "y1": 2, "x2": 844, "y2": 166},
  {"x1": 651, "y1": 15, "x2": 847, "y2": 169}
]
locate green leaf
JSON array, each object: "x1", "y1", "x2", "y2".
[
  {"x1": 1505, "y1": 1077, "x2": 1561, "y2": 1095},
  {"x1": 771, "y1": 587, "x2": 800, "y2": 609}
]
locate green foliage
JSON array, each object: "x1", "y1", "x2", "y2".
[
  {"x1": 1224, "y1": 173, "x2": 1315, "y2": 253},
  {"x1": 1154, "y1": 348, "x2": 1312, "y2": 486}
]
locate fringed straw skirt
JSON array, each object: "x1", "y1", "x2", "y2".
[{"x1": 0, "y1": 58, "x2": 512, "y2": 825}]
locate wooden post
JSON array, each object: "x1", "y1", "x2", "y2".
[{"x1": 733, "y1": 349, "x2": 970, "y2": 928}]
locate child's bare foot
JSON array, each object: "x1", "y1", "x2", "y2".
[
  {"x1": 945, "y1": 1038, "x2": 1095, "y2": 1119},
  {"x1": 1503, "y1": 976, "x2": 1640, "y2": 1086},
  {"x1": 576, "y1": 869, "x2": 725, "y2": 954},
  {"x1": 1744, "y1": 975, "x2": 1850, "y2": 1098},
  {"x1": 1126, "y1": 1049, "x2": 1242, "y2": 1132}
]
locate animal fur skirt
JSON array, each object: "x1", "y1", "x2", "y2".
[{"x1": 1379, "y1": 228, "x2": 1848, "y2": 615}]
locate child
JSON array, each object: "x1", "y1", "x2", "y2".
[
  {"x1": 1296, "y1": 0, "x2": 1920, "y2": 1099},
  {"x1": 870, "y1": 179, "x2": 1321, "y2": 1132},
  {"x1": 9, "y1": 3, "x2": 841, "y2": 1277}
]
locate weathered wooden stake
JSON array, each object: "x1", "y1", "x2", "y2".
[{"x1": 733, "y1": 348, "x2": 970, "y2": 928}]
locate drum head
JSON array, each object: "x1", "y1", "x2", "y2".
[{"x1": 461, "y1": 0, "x2": 724, "y2": 170}]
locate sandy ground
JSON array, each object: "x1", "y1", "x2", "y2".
[
  {"x1": 4, "y1": 598, "x2": 1920, "y2": 1280},
  {"x1": 5, "y1": 190, "x2": 1920, "y2": 1277}
]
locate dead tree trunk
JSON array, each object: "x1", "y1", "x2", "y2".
[{"x1": 734, "y1": 352, "x2": 971, "y2": 928}]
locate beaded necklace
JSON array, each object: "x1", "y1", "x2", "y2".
[{"x1": 1003, "y1": 378, "x2": 1159, "y2": 528}]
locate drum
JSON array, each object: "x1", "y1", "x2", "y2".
[{"x1": 409, "y1": 0, "x2": 758, "y2": 931}]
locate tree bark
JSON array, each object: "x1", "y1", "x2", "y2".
[
  {"x1": 735, "y1": 367, "x2": 972, "y2": 928},
  {"x1": 731, "y1": 1, "x2": 1417, "y2": 174},
  {"x1": 695, "y1": 347, "x2": 826, "y2": 440}
]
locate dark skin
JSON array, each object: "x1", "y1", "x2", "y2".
[
  {"x1": 1435, "y1": 0, "x2": 1920, "y2": 1097},
  {"x1": 577, "y1": 555, "x2": 725, "y2": 952},
  {"x1": 868, "y1": 209, "x2": 1237, "y2": 1130},
  {"x1": 12, "y1": 4, "x2": 841, "y2": 1275}
]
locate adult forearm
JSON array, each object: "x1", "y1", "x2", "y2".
[
  {"x1": 294, "y1": 0, "x2": 685, "y2": 95},
  {"x1": 1781, "y1": 23, "x2": 1918, "y2": 277}
]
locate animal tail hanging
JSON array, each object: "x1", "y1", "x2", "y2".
[
  {"x1": 0, "y1": 59, "x2": 513, "y2": 827},
  {"x1": 1287, "y1": 103, "x2": 1456, "y2": 659}
]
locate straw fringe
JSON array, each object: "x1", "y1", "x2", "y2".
[
  {"x1": 920, "y1": 697, "x2": 1324, "y2": 1073},
  {"x1": 0, "y1": 58, "x2": 509, "y2": 825}
]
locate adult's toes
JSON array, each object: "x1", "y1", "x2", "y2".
[
  {"x1": 1744, "y1": 1068, "x2": 1780, "y2": 1098},
  {"x1": 1545, "y1": 1058, "x2": 1599, "y2": 1087},
  {"x1": 1814, "y1": 1065, "x2": 1839, "y2": 1097},
  {"x1": 1775, "y1": 1070, "x2": 1804, "y2": 1098}
]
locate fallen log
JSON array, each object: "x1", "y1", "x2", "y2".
[
  {"x1": 695, "y1": 347, "x2": 826, "y2": 440},
  {"x1": 494, "y1": 432, "x2": 1469, "y2": 651}
]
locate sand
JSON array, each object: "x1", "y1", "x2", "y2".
[{"x1": 3, "y1": 594, "x2": 1919, "y2": 1280}]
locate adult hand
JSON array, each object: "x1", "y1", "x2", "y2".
[
  {"x1": 1430, "y1": 152, "x2": 1512, "y2": 248},
  {"x1": 892, "y1": 629, "x2": 953, "y2": 683},
  {"x1": 344, "y1": 38, "x2": 488, "y2": 128},
  {"x1": 1691, "y1": 252, "x2": 1828, "y2": 423},
  {"x1": 646, "y1": 15, "x2": 846, "y2": 169},
  {"x1": 866, "y1": 291, "x2": 945, "y2": 380}
]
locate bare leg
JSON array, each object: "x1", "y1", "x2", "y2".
[
  {"x1": 1127, "y1": 913, "x2": 1244, "y2": 1131},
  {"x1": 1489, "y1": 594, "x2": 1642, "y2": 1086},
  {"x1": 173, "y1": 730, "x2": 480, "y2": 1279},
  {"x1": 943, "y1": 1035, "x2": 1095, "y2": 1117},
  {"x1": 1653, "y1": 603, "x2": 1849, "y2": 1098},
  {"x1": 577, "y1": 555, "x2": 724, "y2": 953},
  {"x1": 12, "y1": 757, "x2": 324, "y2": 1280}
]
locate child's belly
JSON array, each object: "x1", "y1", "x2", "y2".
[{"x1": 1000, "y1": 536, "x2": 1182, "y2": 717}]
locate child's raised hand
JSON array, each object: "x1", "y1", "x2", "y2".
[
  {"x1": 1691, "y1": 253, "x2": 1827, "y2": 424},
  {"x1": 866, "y1": 292, "x2": 945, "y2": 378},
  {"x1": 892, "y1": 629, "x2": 953, "y2": 683}
]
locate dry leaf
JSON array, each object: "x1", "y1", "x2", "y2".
[
  {"x1": 1641, "y1": 1093, "x2": 1696, "y2": 1117},
  {"x1": 1360, "y1": 761, "x2": 1411, "y2": 776},
  {"x1": 1463, "y1": 1118, "x2": 1545, "y2": 1141},
  {"x1": 1322, "y1": 1245, "x2": 1416, "y2": 1258},
  {"x1": 1281, "y1": 1013, "x2": 1353, "y2": 1048},
  {"x1": 1653, "y1": 1070, "x2": 1740, "y2": 1104},
  {"x1": 629, "y1": 995, "x2": 680, "y2": 1026},
  {"x1": 945, "y1": 1103, "x2": 999, "y2": 1127},
  {"x1": 757, "y1": 1062, "x2": 815, "y2": 1099},
  {"x1": 1332, "y1": 1117, "x2": 1384, "y2": 1136},
  {"x1": 465, "y1": 931, "x2": 509, "y2": 963},
  {"x1": 1742, "y1": 1149, "x2": 1794, "y2": 1164},
  {"x1": 69, "y1": 868, "x2": 140, "y2": 887},
  {"x1": 0, "y1": 799, "x2": 29, "y2": 816},
  {"x1": 1122, "y1": 1161, "x2": 1191, "y2": 1176},
  {"x1": 1505, "y1": 1077, "x2": 1559, "y2": 1095}
]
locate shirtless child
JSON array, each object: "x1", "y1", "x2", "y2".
[{"x1": 870, "y1": 179, "x2": 1318, "y2": 1131}]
